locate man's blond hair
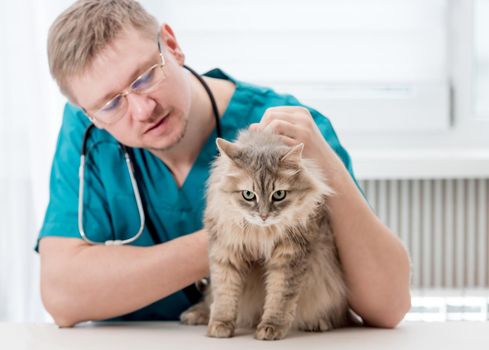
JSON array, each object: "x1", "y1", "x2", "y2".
[{"x1": 48, "y1": 0, "x2": 159, "y2": 100}]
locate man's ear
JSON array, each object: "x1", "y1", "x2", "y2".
[
  {"x1": 90, "y1": 118, "x2": 105, "y2": 130},
  {"x1": 80, "y1": 107, "x2": 105, "y2": 129},
  {"x1": 70, "y1": 90, "x2": 105, "y2": 130},
  {"x1": 159, "y1": 23, "x2": 185, "y2": 65}
]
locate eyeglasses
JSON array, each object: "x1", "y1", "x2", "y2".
[{"x1": 82, "y1": 40, "x2": 166, "y2": 125}]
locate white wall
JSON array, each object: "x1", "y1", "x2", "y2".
[{"x1": 0, "y1": 0, "x2": 72, "y2": 322}]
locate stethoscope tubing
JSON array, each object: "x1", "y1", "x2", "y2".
[{"x1": 78, "y1": 135, "x2": 146, "y2": 245}]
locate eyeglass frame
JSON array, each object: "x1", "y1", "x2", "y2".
[{"x1": 81, "y1": 36, "x2": 166, "y2": 125}]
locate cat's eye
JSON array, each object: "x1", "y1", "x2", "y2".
[
  {"x1": 272, "y1": 190, "x2": 286, "y2": 201},
  {"x1": 242, "y1": 190, "x2": 256, "y2": 201}
]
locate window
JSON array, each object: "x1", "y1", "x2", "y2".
[
  {"x1": 126, "y1": 1, "x2": 489, "y2": 178},
  {"x1": 145, "y1": 0, "x2": 450, "y2": 132},
  {"x1": 475, "y1": 0, "x2": 489, "y2": 118}
]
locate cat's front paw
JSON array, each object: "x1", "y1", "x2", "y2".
[
  {"x1": 300, "y1": 317, "x2": 332, "y2": 332},
  {"x1": 180, "y1": 303, "x2": 209, "y2": 325},
  {"x1": 255, "y1": 322, "x2": 289, "y2": 341},
  {"x1": 207, "y1": 320, "x2": 235, "y2": 338}
]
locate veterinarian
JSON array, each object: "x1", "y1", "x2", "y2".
[{"x1": 37, "y1": 0, "x2": 411, "y2": 327}]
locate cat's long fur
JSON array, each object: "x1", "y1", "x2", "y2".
[{"x1": 180, "y1": 129, "x2": 351, "y2": 340}]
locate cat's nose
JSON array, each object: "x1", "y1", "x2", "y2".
[{"x1": 260, "y1": 213, "x2": 268, "y2": 221}]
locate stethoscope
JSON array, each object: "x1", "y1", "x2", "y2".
[{"x1": 78, "y1": 65, "x2": 222, "y2": 246}]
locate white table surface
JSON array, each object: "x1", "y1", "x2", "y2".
[{"x1": 1, "y1": 321, "x2": 488, "y2": 350}]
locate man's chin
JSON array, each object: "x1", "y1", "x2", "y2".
[
  {"x1": 147, "y1": 122, "x2": 187, "y2": 152},
  {"x1": 149, "y1": 140, "x2": 182, "y2": 152}
]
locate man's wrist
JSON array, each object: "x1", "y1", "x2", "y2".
[{"x1": 316, "y1": 143, "x2": 351, "y2": 190}]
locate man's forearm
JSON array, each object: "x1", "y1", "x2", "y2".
[
  {"x1": 40, "y1": 230, "x2": 209, "y2": 327},
  {"x1": 320, "y1": 151, "x2": 411, "y2": 327}
]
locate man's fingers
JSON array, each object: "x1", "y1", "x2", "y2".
[
  {"x1": 276, "y1": 134, "x2": 297, "y2": 147},
  {"x1": 264, "y1": 119, "x2": 297, "y2": 139},
  {"x1": 261, "y1": 107, "x2": 310, "y2": 128},
  {"x1": 249, "y1": 123, "x2": 260, "y2": 130}
]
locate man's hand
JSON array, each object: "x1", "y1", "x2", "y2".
[
  {"x1": 250, "y1": 106, "x2": 332, "y2": 163},
  {"x1": 39, "y1": 230, "x2": 209, "y2": 327}
]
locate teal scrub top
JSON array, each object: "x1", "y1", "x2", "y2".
[{"x1": 37, "y1": 69, "x2": 359, "y2": 321}]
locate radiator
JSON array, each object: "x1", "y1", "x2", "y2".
[{"x1": 359, "y1": 179, "x2": 489, "y2": 289}]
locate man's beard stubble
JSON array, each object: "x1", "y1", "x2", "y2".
[{"x1": 148, "y1": 110, "x2": 189, "y2": 153}]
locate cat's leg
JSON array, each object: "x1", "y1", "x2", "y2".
[
  {"x1": 207, "y1": 258, "x2": 247, "y2": 338},
  {"x1": 180, "y1": 300, "x2": 210, "y2": 325},
  {"x1": 300, "y1": 309, "x2": 357, "y2": 332},
  {"x1": 255, "y1": 245, "x2": 308, "y2": 341},
  {"x1": 299, "y1": 314, "x2": 335, "y2": 332},
  {"x1": 295, "y1": 231, "x2": 352, "y2": 332}
]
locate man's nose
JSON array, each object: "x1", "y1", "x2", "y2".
[{"x1": 126, "y1": 93, "x2": 156, "y2": 122}]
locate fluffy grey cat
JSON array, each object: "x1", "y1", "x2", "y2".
[{"x1": 180, "y1": 129, "x2": 352, "y2": 340}]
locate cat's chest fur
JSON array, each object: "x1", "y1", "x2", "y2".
[{"x1": 211, "y1": 219, "x2": 286, "y2": 262}]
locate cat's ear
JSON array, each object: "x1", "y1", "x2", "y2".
[
  {"x1": 216, "y1": 138, "x2": 240, "y2": 159},
  {"x1": 280, "y1": 143, "x2": 304, "y2": 164}
]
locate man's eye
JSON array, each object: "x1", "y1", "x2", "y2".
[
  {"x1": 132, "y1": 69, "x2": 155, "y2": 90},
  {"x1": 101, "y1": 95, "x2": 122, "y2": 112}
]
